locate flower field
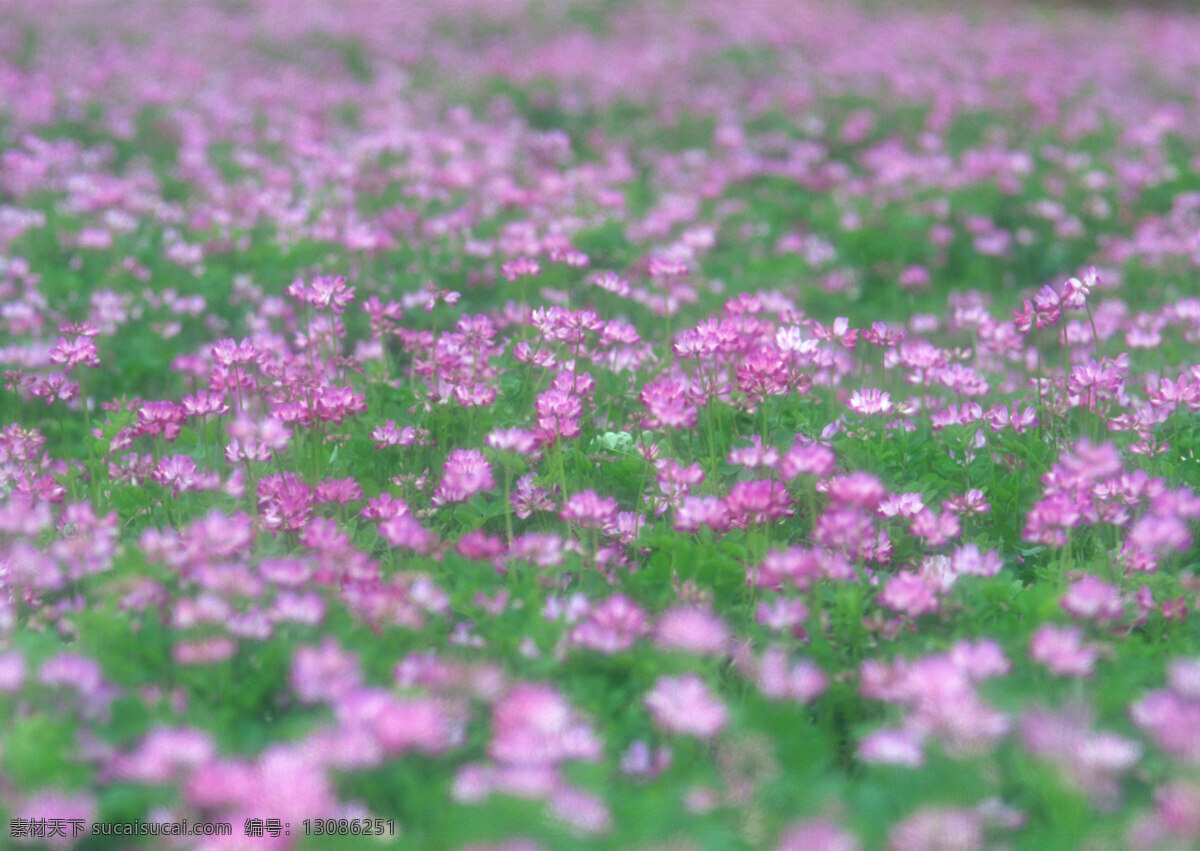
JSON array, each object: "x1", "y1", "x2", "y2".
[{"x1": 6, "y1": 0, "x2": 1200, "y2": 847}]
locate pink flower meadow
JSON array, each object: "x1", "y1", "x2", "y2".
[{"x1": 4, "y1": 0, "x2": 1200, "y2": 846}]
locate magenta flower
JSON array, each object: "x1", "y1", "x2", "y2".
[
  {"x1": 313, "y1": 384, "x2": 366, "y2": 424},
  {"x1": 653, "y1": 607, "x2": 729, "y2": 656},
  {"x1": 1061, "y1": 575, "x2": 1124, "y2": 623},
  {"x1": 560, "y1": 489, "x2": 618, "y2": 529},
  {"x1": 1021, "y1": 708, "x2": 1141, "y2": 805},
  {"x1": 48, "y1": 335, "x2": 100, "y2": 373},
  {"x1": 644, "y1": 674, "x2": 728, "y2": 739},
  {"x1": 500, "y1": 256, "x2": 541, "y2": 282},
  {"x1": 826, "y1": 472, "x2": 886, "y2": 510},
  {"x1": 13, "y1": 791, "x2": 97, "y2": 848},
  {"x1": 307, "y1": 274, "x2": 356, "y2": 313},
  {"x1": 858, "y1": 728, "x2": 924, "y2": 767},
  {"x1": 674, "y1": 495, "x2": 730, "y2": 533},
  {"x1": 511, "y1": 474, "x2": 555, "y2": 519},
  {"x1": 371, "y1": 421, "x2": 427, "y2": 449},
  {"x1": 570, "y1": 594, "x2": 647, "y2": 653},
  {"x1": 109, "y1": 727, "x2": 216, "y2": 783},
  {"x1": 136, "y1": 400, "x2": 185, "y2": 442},
  {"x1": 487, "y1": 427, "x2": 539, "y2": 454},
  {"x1": 640, "y1": 378, "x2": 698, "y2": 429},
  {"x1": 291, "y1": 639, "x2": 362, "y2": 704},
  {"x1": 180, "y1": 390, "x2": 229, "y2": 419},
  {"x1": 535, "y1": 388, "x2": 582, "y2": 443},
  {"x1": 758, "y1": 647, "x2": 828, "y2": 703},
  {"x1": 550, "y1": 785, "x2": 611, "y2": 835},
  {"x1": 909, "y1": 508, "x2": 961, "y2": 547},
  {"x1": 151, "y1": 455, "x2": 217, "y2": 496},
  {"x1": 379, "y1": 515, "x2": 437, "y2": 555},
  {"x1": 488, "y1": 683, "x2": 602, "y2": 766},
  {"x1": 210, "y1": 337, "x2": 259, "y2": 368},
  {"x1": 727, "y1": 435, "x2": 780, "y2": 470},
  {"x1": 737, "y1": 347, "x2": 791, "y2": 401},
  {"x1": 879, "y1": 492, "x2": 926, "y2": 519},
  {"x1": 888, "y1": 807, "x2": 983, "y2": 851},
  {"x1": 878, "y1": 572, "x2": 939, "y2": 617},
  {"x1": 813, "y1": 316, "x2": 858, "y2": 350},
  {"x1": 779, "y1": 438, "x2": 836, "y2": 479},
  {"x1": 777, "y1": 818, "x2": 860, "y2": 851},
  {"x1": 432, "y1": 449, "x2": 495, "y2": 506},
  {"x1": 1029, "y1": 624, "x2": 1100, "y2": 678},
  {"x1": 313, "y1": 477, "x2": 363, "y2": 505},
  {"x1": 257, "y1": 472, "x2": 313, "y2": 532},
  {"x1": 725, "y1": 479, "x2": 793, "y2": 525},
  {"x1": 848, "y1": 388, "x2": 893, "y2": 415}
]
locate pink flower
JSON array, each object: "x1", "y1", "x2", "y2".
[
  {"x1": 313, "y1": 477, "x2": 363, "y2": 506},
  {"x1": 152, "y1": 455, "x2": 217, "y2": 496},
  {"x1": 644, "y1": 674, "x2": 728, "y2": 739},
  {"x1": 0, "y1": 650, "x2": 26, "y2": 693},
  {"x1": 500, "y1": 256, "x2": 541, "y2": 282},
  {"x1": 878, "y1": 572, "x2": 939, "y2": 617},
  {"x1": 1021, "y1": 709, "x2": 1141, "y2": 805},
  {"x1": 889, "y1": 807, "x2": 983, "y2": 851},
  {"x1": 13, "y1": 790, "x2": 97, "y2": 848},
  {"x1": 755, "y1": 597, "x2": 810, "y2": 633},
  {"x1": 1061, "y1": 575, "x2": 1124, "y2": 623},
  {"x1": 879, "y1": 493, "x2": 926, "y2": 519},
  {"x1": 909, "y1": 508, "x2": 961, "y2": 547},
  {"x1": 48, "y1": 335, "x2": 100, "y2": 373},
  {"x1": 944, "y1": 489, "x2": 990, "y2": 515},
  {"x1": 826, "y1": 472, "x2": 885, "y2": 510},
  {"x1": 1132, "y1": 689, "x2": 1200, "y2": 762},
  {"x1": 487, "y1": 427, "x2": 539, "y2": 454},
  {"x1": 757, "y1": 648, "x2": 828, "y2": 703},
  {"x1": 620, "y1": 740, "x2": 672, "y2": 780},
  {"x1": 109, "y1": 727, "x2": 216, "y2": 783},
  {"x1": 535, "y1": 388, "x2": 582, "y2": 443},
  {"x1": 432, "y1": 449, "x2": 495, "y2": 506},
  {"x1": 136, "y1": 400, "x2": 185, "y2": 441},
  {"x1": 313, "y1": 384, "x2": 366, "y2": 424},
  {"x1": 488, "y1": 683, "x2": 602, "y2": 766},
  {"x1": 257, "y1": 472, "x2": 313, "y2": 532},
  {"x1": 779, "y1": 439, "x2": 836, "y2": 479},
  {"x1": 727, "y1": 435, "x2": 780, "y2": 470},
  {"x1": 641, "y1": 378, "x2": 698, "y2": 429},
  {"x1": 848, "y1": 388, "x2": 893, "y2": 415},
  {"x1": 653, "y1": 607, "x2": 729, "y2": 656},
  {"x1": 371, "y1": 421, "x2": 427, "y2": 449},
  {"x1": 813, "y1": 316, "x2": 858, "y2": 350},
  {"x1": 210, "y1": 337, "x2": 259, "y2": 367},
  {"x1": 1029, "y1": 624, "x2": 1099, "y2": 678},
  {"x1": 560, "y1": 489, "x2": 618, "y2": 529},
  {"x1": 737, "y1": 347, "x2": 791, "y2": 401},
  {"x1": 858, "y1": 728, "x2": 924, "y2": 767},
  {"x1": 725, "y1": 479, "x2": 793, "y2": 525},
  {"x1": 776, "y1": 818, "x2": 860, "y2": 851},
  {"x1": 949, "y1": 543, "x2": 1002, "y2": 577},
  {"x1": 550, "y1": 785, "x2": 611, "y2": 835},
  {"x1": 292, "y1": 638, "x2": 362, "y2": 704},
  {"x1": 510, "y1": 532, "x2": 564, "y2": 568},
  {"x1": 674, "y1": 495, "x2": 730, "y2": 533},
  {"x1": 379, "y1": 515, "x2": 437, "y2": 555},
  {"x1": 570, "y1": 595, "x2": 647, "y2": 653},
  {"x1": 1060, "y1": 268, "x2": 1096, "y2": 310},
  {"x1": 187, "y1": 745, "x2": 340, "y2": 835},
  {"x1": 306, "y1": 274, "x2": 356, "y2": 313},
  {"x1": 180, "y1": 390, "x2": 229, "y2": 418},
  {"x1": 512, "y1": 474, "x2": 555, "y2": 518}
]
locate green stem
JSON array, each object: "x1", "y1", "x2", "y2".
[{"x1": 77, "y1": 372, "x2": 100, "y2": 506}]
